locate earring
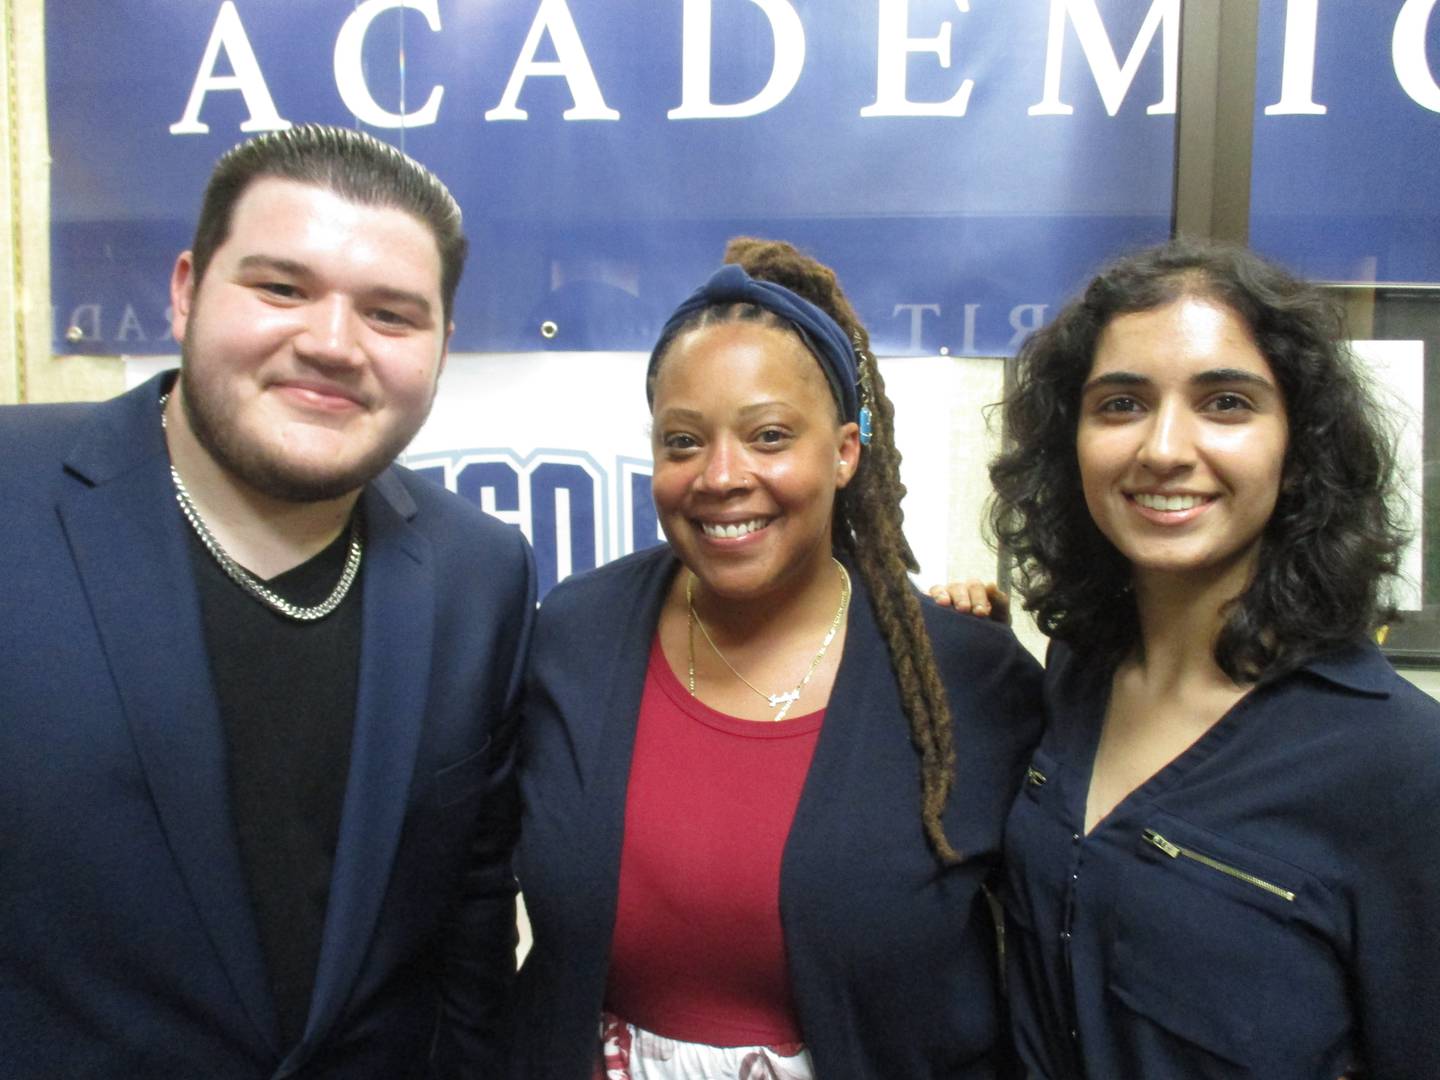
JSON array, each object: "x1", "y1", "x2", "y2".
[{"x1": 851, "y1": 330, "x2": 876, "y2": 447}]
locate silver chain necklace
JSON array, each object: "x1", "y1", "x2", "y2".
[{"x1": 160, "y1": 391, "x2": 363, "y2": 622}]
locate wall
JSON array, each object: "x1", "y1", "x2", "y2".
[
  {"x1": 8, "y1": 1, "x2": 1432, "y2": 691},
  {"x1": 3, "y1": 0, "x2": 125, "y2": 406}
]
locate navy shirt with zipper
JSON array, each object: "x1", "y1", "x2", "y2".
[{"x1": 1004, "y1": 639, "x2": 1440, "y2": 1079}]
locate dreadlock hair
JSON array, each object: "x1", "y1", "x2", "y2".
[
  {"x1": 990, "y1": 237, "x2": 1407, "y2": 683},
  {"x1": 650, "y1": 236, "x2": 961, "y2": 863}
]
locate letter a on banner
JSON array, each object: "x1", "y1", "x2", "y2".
[
  {"x1": 668, "y1": 0, "x2": 806, "y2": 119},
  {"x1": 170, "y1": 1, "x2": 291, "y2": 134},
  {"x1": 485, "y1": 0, "x2": 620, "y2": 120}
]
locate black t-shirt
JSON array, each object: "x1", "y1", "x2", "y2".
[{"x1": 188, "y1": 519, "x2": 363, "y2": 1049}]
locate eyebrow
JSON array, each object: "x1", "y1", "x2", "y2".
[
  {"x1": 655, "y1": 401, "x2": 793, "y2": 421},
  {"x1": 366, "y1": 286, "x2": 434, "y2": 319},
  {"x1": 736, "y1": 401, "x2": 790, "y2": 418},
  {"x1": 236, "y1": 254, "x2": 308, "y2": 276},
  {"x1": 1082, "y1": 368, "x2": 1277, "y2": 394},
  {"x1": 235, "y1": 255, "x2": 434, "y2": 318},
  {"x1": 655, "y1": 406, "x2": 704, "y2": 423}
]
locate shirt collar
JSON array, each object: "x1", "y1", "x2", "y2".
[{"x1": 1292, "y1": 640, "x2": 1397, "y2": 698}]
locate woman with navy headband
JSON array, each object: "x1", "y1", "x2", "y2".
[
  {"x1": 964, "y1": 239, "x2": 1440, "y2": 1078},
  {"x1": 509, "y1": 238, "x2": 1042, "y2": 1078}
]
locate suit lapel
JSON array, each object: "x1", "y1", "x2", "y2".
[
  {"x1": 783, "y1": 563, "x2": 890, "y2": 871},
  {"x1": 574, "y1": 549, "x2": 678, "y2": 793},
  {"x1": 300, "y1": 471, "x2": 432, "y2": 1047},
  {"x1": 564, "y1": 548, "x2": 678, "y2": 1010},
  {"x1": 57, "y1": 378, "x2": 281, "y2": 1053}
]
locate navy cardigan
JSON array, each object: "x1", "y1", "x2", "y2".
[{"x1": 511, "y1": 545, "x2": 1043, "y2": 1077}]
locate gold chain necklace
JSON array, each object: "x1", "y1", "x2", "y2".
[
  {"x1": 159, "y1": 391, "x2": 363, "y2": 622},
  {"x1": 686, "y1": 557, "x2": 850, "y2": 722}
]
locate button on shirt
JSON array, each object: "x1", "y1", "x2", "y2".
[{"x1": 1003, "y1": 641, "x2": 1440, "y2": 1079}]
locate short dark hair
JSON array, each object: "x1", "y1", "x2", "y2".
[
  {"x1": 989, "y1": 237, "x2": 1408, "y2": 682},
  {"x1": 189, "y1": 124, "x2": 467, "y2": 323}
]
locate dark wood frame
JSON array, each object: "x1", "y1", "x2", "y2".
[{"x1": 1332, "y1": 286, "x2": 1440, "y2": 664}]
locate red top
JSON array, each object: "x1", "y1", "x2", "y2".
[{"x1": 603, "y1": 637, "x2": 824, "y2": 1047}]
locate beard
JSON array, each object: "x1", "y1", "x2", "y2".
[{"x1": 178, "y1": 341, "x2": 430, "y2": 504}]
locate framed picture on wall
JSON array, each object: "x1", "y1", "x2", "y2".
[{"x1": 1335, "y1": 288, "x2": 1440, "y2": 665}]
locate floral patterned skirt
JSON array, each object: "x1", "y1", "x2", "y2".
[{"x1": 593, "y1": 1011, "x2": 815, "y2": 1080}]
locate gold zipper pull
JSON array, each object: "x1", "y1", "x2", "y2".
[
  {"x1": 1026, "y1": 765, "x2": 1048, "y2": 787},
  {"x1": 1143, "y1": 828, "x2": 1181, "y2": 857},
  {"x1": 1142, "y1": 828, "x2": 1296, "y2": 901}
]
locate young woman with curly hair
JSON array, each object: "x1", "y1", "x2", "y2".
[
  {"x1": 510, "y1": 239, "x2": 1042, "y2": 1078},
  {"x1": 986, "y1": 239, "x2": 1440, "y2": 1078}
]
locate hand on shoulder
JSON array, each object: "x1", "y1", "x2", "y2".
[{"x1": 927, "y1": 580, "x2": 1011, "y2": 626}]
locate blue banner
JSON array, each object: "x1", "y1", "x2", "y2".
[
  {"x1": 49, "y1": 1, "x2": 1191, "y2": 356},
  {"x1": 1250, "y1": 0, "x2": 1440, "y2": 284}
]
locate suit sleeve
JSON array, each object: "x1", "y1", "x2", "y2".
[{"x1": 430, "y1": 527, "x2": 538, "y2": 1077}]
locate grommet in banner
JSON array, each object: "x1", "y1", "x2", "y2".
[
  {"x1": 65, "y1": 326, "x2": 85, "y2": 343},
  {"x1": 540, "y1": 320, "x2": 558, "y2": 339}
]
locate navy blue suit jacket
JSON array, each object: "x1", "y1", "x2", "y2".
[
  {"x1": 0, "y1": 374, "x2": 536, "y2": 1078},
  {"x1": 511, "y1": 545, "x2": 1043, "y2": 1078}
]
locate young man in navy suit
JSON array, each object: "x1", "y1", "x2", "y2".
[{"x1": 0, "y1": 125, "x2": 534, "y2": 1077}]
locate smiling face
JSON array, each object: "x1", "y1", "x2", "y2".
[
  {"x1": 1077, "y1": 295, "x2": 1289, "y2": 594},
  {"x1": 169, "y1": 177, "x2": 451, "y2": 503},
  {"x1": 650, "y1": 319, "x2": 860, "y2": 605}
]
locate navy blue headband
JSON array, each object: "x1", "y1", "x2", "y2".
[{"x1": 646, "y1": 264, "x2": 862, "y2": 426}]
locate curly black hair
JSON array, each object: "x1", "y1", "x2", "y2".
[{"x1": 989, "y1": 238, "x2": 1408, "y2": 682}]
